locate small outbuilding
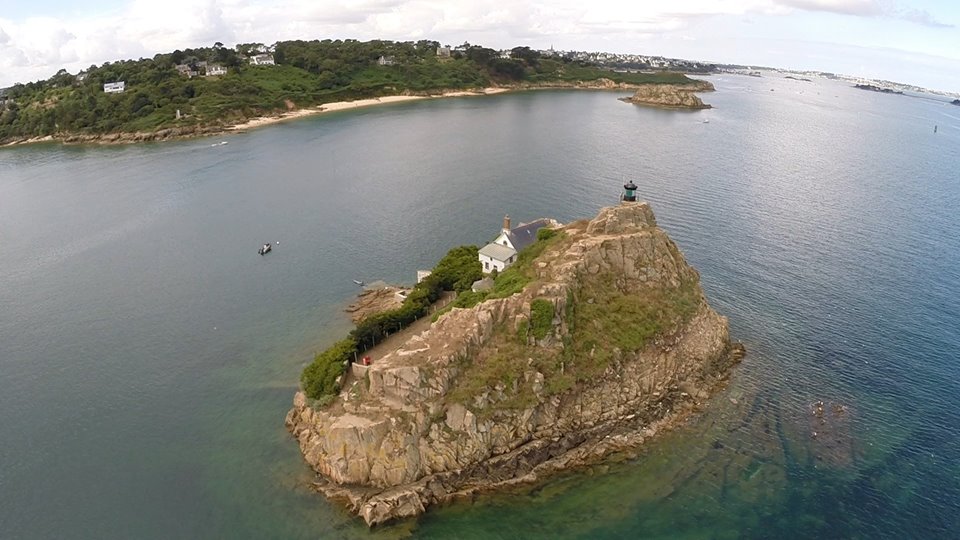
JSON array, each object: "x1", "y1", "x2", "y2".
[{"x1": 471, "y1": 277, "x2": 494, "y2": 293}]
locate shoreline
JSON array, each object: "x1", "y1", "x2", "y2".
[
  {"x1": 0, "y1": 87, "x2": 514, "y2": 148},
  {"x1": 0, "y1": 80, "x2": 694, "y2": 148},
  {"x1": 226, "y1": 88, "x2": 511, "y2": 132}
]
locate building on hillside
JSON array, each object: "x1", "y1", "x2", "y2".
[
  {"x1": 478, "y1": 215, "x2": 551, "y2": 273},
  {"x1": 377, "y1": 55, "x2": 395, "y2": 66},
  {"x1": 206, "y1": 64, "x2": 227, "y2": 76},
  {"x1": 103, "y1": 81, "x2": 125, "y2": 94},
  {"x1": 416, "y1": 270, "x2": 432, "y2": 284},
  {"x1": 499, "y1": 50, "x2": 512, "y2": 59},
  {"x1": 249, "y1": 54, "x2": 275, "y2": 66},
  {"x1": 176, "y1": 64, "x2": 198, "y2": 77},
  {"x1": 436, "y1": 46, "x2": 451, "y2": 58}
]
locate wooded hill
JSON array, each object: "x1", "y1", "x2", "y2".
[{"x1": 0, "y1": 39, "x2": 702, "y2": 143}]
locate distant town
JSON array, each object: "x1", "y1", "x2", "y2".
[{"x1": 534, "y1": 46, "x2": 957, "y2": 98}]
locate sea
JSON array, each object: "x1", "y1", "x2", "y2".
[{"x1": 1, "y1": 74, "x2": 958, "y2": 539}]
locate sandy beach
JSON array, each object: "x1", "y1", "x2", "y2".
[{"x1": 226, "y1": 88, "x2": 510, "y2": 132}]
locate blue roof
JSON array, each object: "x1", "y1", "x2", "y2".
[{"x1": 507, "y1": 219, "x2": 551, "y2": 252}]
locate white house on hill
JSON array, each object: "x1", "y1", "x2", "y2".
[
  {"x1": 478, "y1": 215, "x2": 551, "y2": 273},
  {"x1": 103, "y1": 81, "x2": 125, "y2": 93},
  {"x1": 249, "y1": 54, "x2": 275, "y2": 66}
]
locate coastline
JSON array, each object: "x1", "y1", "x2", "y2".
[
  {"x1": 0, "y1": 79, "x2": 701, "y2": 148},
  {"x1": 226, "y1": 88, "x2": 511, "y2": 132},
  {"x1": 0, "y1": 87, "x2": 513, "y2": 148}
]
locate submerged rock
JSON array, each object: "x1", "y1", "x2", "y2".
[{"x1": 286, "y1": 201, "x2": 743, "y2": 526}]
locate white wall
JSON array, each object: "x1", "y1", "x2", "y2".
[{"x1": 479, "y1": 254, "x2": 507, "y2": 273}]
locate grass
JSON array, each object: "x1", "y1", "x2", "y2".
[
  {"x1": 561, "y1": 272, "x2": 702, "y2": 382},
  {"x1": 449, "y1": 270, "x2": 703, "y2": 414}
]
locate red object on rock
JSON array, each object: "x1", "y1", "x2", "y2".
[{"x1": 363, "y1": 356, "x2": 371, "y2": 366}]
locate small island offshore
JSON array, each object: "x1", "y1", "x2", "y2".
[
  {"x1": 854, "y1": 83, "x2": 903, "y2": 95},
  {"x1": 619, "y1": 79, "x2": 714, "y2": 109},
  {"x1": 286, "y1": 187, "x2": 744, "y2": 526},
  {"x1": 0, "y1": 40, "x2": 711, "y2": 146}
]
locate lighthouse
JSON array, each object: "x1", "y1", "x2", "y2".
[{"x1": 622, "y1": 180, "x2": 638, "y2": 203}]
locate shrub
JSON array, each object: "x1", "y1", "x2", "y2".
[
  {"x1": 529, "y1": 299, "x2": 554, "y2": 340},
  {"x1": 301, "y1": 338, "x2": 357, "y2": 399}
]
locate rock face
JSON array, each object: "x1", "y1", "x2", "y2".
[
  {"x1": 620, "y1": 81, "x2": 714, "y2": 109},
  {"x1": 285, "y1": 202, "x2": 741, "y2": 526}
]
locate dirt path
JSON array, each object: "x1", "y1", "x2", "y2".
[{"x1": 338, "y1": 291, "x2": 456, "y2": 393}]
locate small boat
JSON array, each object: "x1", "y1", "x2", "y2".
[
  {"x1": 702, "y1": 118, "x2": 710, "y2": 124},
  {"x1": 353, "y1": 279, "x2": 364, "y2": 286},
  {"x1": 258, "y1": 243, "x2": 272, "y2": 255}
]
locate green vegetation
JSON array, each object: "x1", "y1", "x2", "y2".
[
  {"x1": 561, "y1": 273, "x2": 702, "y2": 381},
  {"x1": 0, "y1": 39, "x2": 708, "y2": 143},
  {"x1": 433, "y1": 227, "x2": 565, "y2": 321},
  {"x1": 351, "y1": 245, "x2": 480, "y2": 350},
  {"x1": 300, "y1": 338, "x2": 356, "y2": 401},
  {"x1": 300, "y1": 245, "x2": 480, "y2": 401},
  {"x1": 451, "y1": 269, "x2": 703, "y2": 413},
  {"x1": 529, "y1": 299, "x2": 555, "y2": 340}
]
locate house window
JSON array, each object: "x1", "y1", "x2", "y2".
[
  {"x1": 502, "y1": 241, "x2": 507, "y2": 246},
  {"x1": 485, "y1": 261, "x2": 489, "y2": 270}
]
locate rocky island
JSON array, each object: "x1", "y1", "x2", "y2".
[
  {"x1": 619, "y1": 80, "x2": 715, "y2": 109},
  {"x1": 286, "y1": 201, "x2": 743, "y2": 526},
  {"x1": 854, "y1": 83, "x2": 903, "y2": 95},
  {"x1": 951, "y1": 99, "x2": 960, "y2": 106}
]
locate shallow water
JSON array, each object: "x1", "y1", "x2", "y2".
[{"x1": 1, "y1": 75, "x2": 958, "y2": 538}]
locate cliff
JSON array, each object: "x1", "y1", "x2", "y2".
[
  {"x1": 619, "y1": 80, "x2": 714, "y2": 109},
  {"x1": 285, "y1": 202, "x2": 742, "y2": 526}
]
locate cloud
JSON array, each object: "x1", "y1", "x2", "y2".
[
  {"x1": 0, "y1": 0, "x2": 954, "y2": 88},
  {"x1": 774, "y1": 0, "x2": 953, "y2": 27},
  {"x1": 774, "y1": 0, "x2": 881, "y2": 16},
  {"x1": 890, "y1": 6, "x2": 953, "y2": 28}
]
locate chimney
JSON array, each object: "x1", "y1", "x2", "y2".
[{"x1": 502, "y1": 214, "x2": 511, "y2": 232}]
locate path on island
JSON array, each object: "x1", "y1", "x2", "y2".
[{"x1": 338, "y1": 291, "x2": 456, "y2": 397}]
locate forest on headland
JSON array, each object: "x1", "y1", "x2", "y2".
[{"x1": 0, "y1": 39, "x2": 702, "y2": 143}]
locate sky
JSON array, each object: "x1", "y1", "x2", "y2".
[{"x1": 1, "y1": 0, "x2": 958, "y2": 92}]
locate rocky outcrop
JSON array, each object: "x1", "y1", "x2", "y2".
[
  {"x1": 285, "y1": 202, "x2": 742, "y2": 526},
  {"x1": 619, "y1": 80, "x2": 714, "y2": 109}
]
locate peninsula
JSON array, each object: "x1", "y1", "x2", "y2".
[
  {"x1": 286, "y1": 199, "x2": 743, "y2": 526},
  {"x1": 0, "y1": 40, "x2": 709, "y2": 146}
]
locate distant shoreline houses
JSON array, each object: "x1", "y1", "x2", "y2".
[{"x1": 478, "y1": 215, "x2": 551, "y2": 274}]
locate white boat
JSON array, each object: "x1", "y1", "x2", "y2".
[
  {"x1": 353, "y1": 279, "x2": 364, "y2": 286},
  {"x1": 258, "y1": 243, "x2": 272, "y2": 255}
]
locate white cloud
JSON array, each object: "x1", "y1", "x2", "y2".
[
  {"x1": 0, "y1": 0, "x2": 954, "y2": 87},
  {"x1": 774, "y1": 0, "x2": 881, "y2": 16}
]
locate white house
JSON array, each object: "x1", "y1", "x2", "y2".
[
  {"x1": 206, "y1": 64, "x2": 227, "y2": 76},
  {"x1": 103, "y1": 81, "x2": 125, "y2": 94},
  {"x1": 478, "y1": 215, "x2": 551, "y2": 274},
  {"x1": 249, "y1": 54, "x2": 275, "y2": 66},
  {"x1": 377, "y1": 55, "x2": 395, "y2": 66}
]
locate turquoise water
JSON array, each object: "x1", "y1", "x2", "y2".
[{"x1": 2, "y1": 75, "x2": 959, "y2": 538}]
